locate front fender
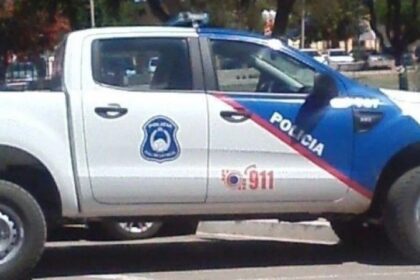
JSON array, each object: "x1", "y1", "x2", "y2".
[{"x1": 351, "y1": 94, "x2": 420, "y2": 194}]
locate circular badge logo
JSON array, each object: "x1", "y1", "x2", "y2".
[{"x1": 225, "y1": 171, "x2": 243, "y2": 189}]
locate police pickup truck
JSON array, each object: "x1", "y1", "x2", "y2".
[{"x1": 1, "y1": 25, "x2": 420, "y2": 279}]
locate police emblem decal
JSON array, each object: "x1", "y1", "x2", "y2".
[{"x1": 141, "y1": 116, "x2": 180, "y2": 163}]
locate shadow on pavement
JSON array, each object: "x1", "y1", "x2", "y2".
[
  {"x1": 47, "y1": 226, "x2": 88, "y2": 242},
  {"x1": 33, "y1": 227, "x2": 414, "y2": 279}
]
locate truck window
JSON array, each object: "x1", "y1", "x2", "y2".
[
  {"x1": 92, "y1": 38, "x2": 192, "y2": 91},
  {"x1": 5, "y1": 63, "x2": 38, "y2": 82},
  {"x1": 210, "y1": 40, "x2": 316, "y2": 94}
]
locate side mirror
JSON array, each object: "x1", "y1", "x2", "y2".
[
  {"x1": 311, "y1": 73, "x2": 339, "y2": 103},
  {"x1": 296, "y1": 73, "x2": 338, "y2": 132}
]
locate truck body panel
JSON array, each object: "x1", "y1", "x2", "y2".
[
  {"x1": 0, "y1": 26, "x2": 419, "y2": 220},
  {"x1": 0, "y1": 92, "x2": 79, "y2": 216}
]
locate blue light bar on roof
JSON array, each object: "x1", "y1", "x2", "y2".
[{"x1": 166, "y1": 12, "x2": 210, "y2": 28}]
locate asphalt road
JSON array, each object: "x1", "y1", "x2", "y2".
[{"x1": 31, "y1": 225, "x2": 420, "y2": 280}]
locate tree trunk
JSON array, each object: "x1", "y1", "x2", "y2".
[
  {"x1": 394, "y1": 50, "x2": 409, "y2": 90},
  {"x1": 0, "y1": 53, "x2": 8, "y2": 84},
  {"x1": 272, "y1": 0, "x2": 296, "y2": 37},
  {"x1": 387, "y1": 0, "x2": 408, "y2": 90},
  {"x1": 164, "y1": 0, "x2": 184, "y2": 15},
  {"x1": 364, "y1": 0, "x2": 386, "y2": 51},
  {"x1": 416, "y1": 60, "x2": 420, "y2": 92},
  {"x1": 367, "y1": 0, "x2": 412, "y2": 90},
  {"x1": 147, "y1": 0, "x2": 171, "y2": 22}
]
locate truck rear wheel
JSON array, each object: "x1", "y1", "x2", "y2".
[
  {"x1": 385, "y1": 167, "x2": 420, "y2": 262},
  {"x1": 0, "y1": 180, "x2": 46, "y2": 279},
  {"x1": 89, "y1": 221, "x2": 163, "y2": 240}
]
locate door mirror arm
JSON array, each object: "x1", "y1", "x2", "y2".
[{"x1": 309, "y1": 73, "x2": 339, "y2": 106}]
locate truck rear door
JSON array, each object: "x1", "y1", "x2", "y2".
[{"x1": 81, "y1": 34, "x2": 208, "y2": 204}]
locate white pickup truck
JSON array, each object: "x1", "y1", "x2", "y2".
[{"x1": 1, "y1": 26, "x2": 420, "y2": 279}]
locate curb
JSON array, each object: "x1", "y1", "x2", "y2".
[
  {"x1": 342, "y1": 69, "x2": 416, "y2": 77},
  {"x1": 197, "y1": 220, "x2": 338, "y2": 244}
]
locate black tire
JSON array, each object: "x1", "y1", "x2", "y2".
[
  {"x1": 0, "y1": 180, "x2": 46, "y2": 280},
  {"x1": 89, "y1": 221, "x2": 163, "y2": 240},
  {"x1": 384, "y1": 167, "x2": 420, "y2": 262},
  {"x1": 330, "y1": 219, "x2": 388, "y2": 247}
]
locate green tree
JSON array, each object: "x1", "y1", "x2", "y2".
[
  {"x1": 273, "y1": 0, "x2": 296, "y2": 36},
  {"x1": 95, "y1": 0, "x2": 148, "y2": 27},
  {"x1": 364, "y1": 0, "x2": 419, "y2": 90},
  {"x1": 288, "y1": 0, "x2": 366, "y2": 48},
  {"x1": 0, "y1": 0, "x2": 72, "y2": 81},
  {"x1": 147, "y1": 0, "x2": 175, "y2": 22},
  {"x1": 365, "y1": 0, "x2": 420, "y2": 66},
  {"x1": 146, "y1": 0, "x2": 280, "y2": 33}
]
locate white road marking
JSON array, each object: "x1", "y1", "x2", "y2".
[
  {"x1": 58, "y1": 270, "x2": 420, "y2": 280},
  {"x1": 244, "y1": 219, "x2": 280, "y2": 223},
  {"x1": 86, "y1": 276, "x2": 153, "y2": 280},
  {"x1": 215, "y1": 219, "x2": 330, "y2": 227},
  {"x1": 236, "y1": 271, "x2": 420, "y2": 280},
  {"x1": 197, "y1": 232, "x2": 337, "y2": 245}
]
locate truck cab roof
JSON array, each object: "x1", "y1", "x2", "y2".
[{"x1": 70, "y1": 26, "x2": 268, "y2": 42}]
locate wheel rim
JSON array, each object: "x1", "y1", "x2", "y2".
[
  {"x1": 0, "y1": 205, "x2": 24, "y2": 265},
  {"x1": 118, "y1": 222, "x2": 154, "y2": 234}
]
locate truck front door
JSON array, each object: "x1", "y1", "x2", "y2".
[
  {"x1": 81, "y1": 35, "x2": 208, "y2": 204},
  {"x1": 203, "y1": 38, "x2": 365, "y2": 203}
]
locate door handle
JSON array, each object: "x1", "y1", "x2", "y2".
[
  {"x1": 95, "y1": 104, "x2": 128, "y2": 119},
  {"x1": 220, "y1": 110, "x2": 252, "y2": 123}
]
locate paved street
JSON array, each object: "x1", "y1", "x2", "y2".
[{"x1": 32, "y1": 224, "x2": 420, "y2": 280}]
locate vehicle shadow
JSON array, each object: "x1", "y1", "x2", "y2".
[{"x1": 33, "y1": 227, "x2": 414, "y2": 279}]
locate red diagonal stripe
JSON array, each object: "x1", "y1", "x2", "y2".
[{"x1": 215, "y1": 93, "x2": 373, "y2": 200}]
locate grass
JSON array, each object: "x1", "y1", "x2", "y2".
[{"x1": 344, "y1": 69, "x2": 419, "y2": 91}]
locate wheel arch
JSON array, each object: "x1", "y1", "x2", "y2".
[
  {"x1": 0, "y1": 145, "x2": 64, "y2": 226},
  {"x1": 370, "y1": 141, "x2": 420, "y2": 217}
]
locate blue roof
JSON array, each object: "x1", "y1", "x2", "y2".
[{"x1": 198, "y1": 28, "x2": 267, "y2": 40}]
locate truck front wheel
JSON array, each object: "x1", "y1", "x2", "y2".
[
  {"x1": 0, "y1": 180, "x2": 46, "y2": 279},
  {"x1": 385, "y1": 167, "x2": 420, "y2": 262},
  {"x1": 330, "y1": 219, "x2": 388, "y2": 247}
]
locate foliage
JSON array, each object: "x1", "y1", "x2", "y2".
[
  {"x1": 146, "y1": 0, "x2": 277, "y2": 32},
  {"x1": 96, "y1": 0, "x2": 148, "y2": 27},
  {"x1": 0, "y1": 0, "x2": 13, "y2": 18},
  {"x1": 363, "y1": 0, "x2": 420, "y2": 89},
  {"x1": 0, "y1": 1, "x2": 71, "y2": 57},
  {"x1": 365, "y1": 0, "x2": 420, "y2": 64},
  {"x1": 287, "y1": 0, "x2": 367, "y2": 47},
  {"x1": 0, "y1": 0, "x2": 418, "y2": 65},
  {"x1": 272, "y1": 0, "x2": 296, "y2": 36}
]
